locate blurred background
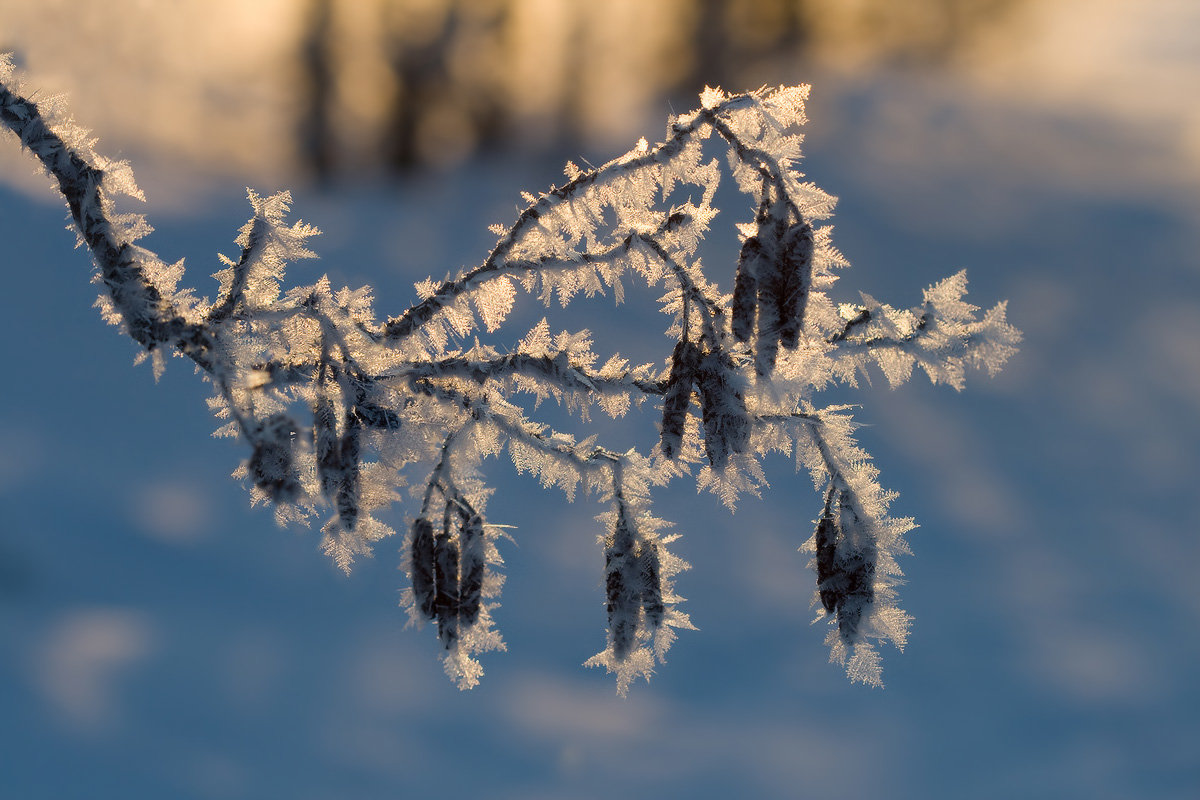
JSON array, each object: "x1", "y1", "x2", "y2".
[{"x1": 1, "y1": 1, "x2": 1198, "y2": 798}]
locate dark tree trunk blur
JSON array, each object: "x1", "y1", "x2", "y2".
[{"x1": 299, "y1": 0, "x2": 336, "y2": 184}]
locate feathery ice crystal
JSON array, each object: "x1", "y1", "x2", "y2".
[{"x1": 0, "y1": 56, "x2": 1019, "y2": 693}]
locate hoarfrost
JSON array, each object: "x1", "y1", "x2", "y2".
[{"x1": 0, "y1": 61, "x2": 1020, "y2": 690}]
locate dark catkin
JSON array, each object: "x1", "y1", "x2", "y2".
[
  {"x1": 248, "y1": 413, "x2": 301, "y2": 502},
  {"x1": 410, "y1": 518, "x2": 437, "y2": 621},
  {"x1": 777, "y1": 221, "x2": 813, "y2": 348},
  {"x1": 314, "y1": 390, "x2": 340, "y2": 499},
  {"x1": 836, "y1": 492, "x2": 876, "y2": 639},
  {"x1": 434, "y1": 531, "x2": 460, "y2": 648},
  {"x1": 638, "y1": 539, "x2": 665, "y2": 630},
  {"x1": 813, "y1": 489, "x2": 878, "y2": 640},
  {"x1": 815, "y1": 487, "x2": 839, "y2": 614},
  {"x1": 731, "y1": 235, "x2": 763, "y2": 342},
  {"x1": 605, "y1": 503, "x2": 640, "y2": 660},
  {"x1": 334, "y1": 418, "x2": 361, "y2": 529},
  {"x1": 696, "y1": 348, "x2": 749, "y2": 469},
  {"x1": 659, "y1": 340, "x2": 698, "y2": 458},
  {"x1": 458, "y1": 508, "x2": 486, "y2": 625}
]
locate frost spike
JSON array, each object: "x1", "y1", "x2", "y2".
[
  {"x1": 754, "y1": 252, "x2": 783, "y2": 375},
  {"x1": 314, "y1": 383, "x2": 362, "y2": 530}
]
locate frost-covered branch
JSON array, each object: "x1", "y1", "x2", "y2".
[
  {"x1": 403, "y1": 351, "x2": 664, "y2": 399},
  {"x1": 0, "y1": 55, "x2": 1019, "y2": 691},
  {"x1": 0, "y1": 72, "x2": 214, "y2": 369},
  {"x1": 826, "y1": 271, "x2": 1019, "y2": 389}
]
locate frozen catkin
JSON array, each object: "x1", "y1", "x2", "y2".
[
  {"x1": 695, "y1": 347, "x2": 750, "y2": 470},
  {"x1": 731, "y1": 236, "x2": 763, "y2": 343},
  {"x1": 604, "y1": 501, "x2": 643, "y2": 661},
  {"x1": 777, "y1": 220, "x2": 814, "y2": 348},
  {"x1": 433, "y1": 524, "x2": 461, "y2": 648},
  {"x1": 247, "y1": 413, "x2": 302, "y2": 502},
  {"x1": 456, "y1": 502, "x2": 486, "y2": 626},
  {"x1": 660, "y1": 340, "x2": 699, "y2": 458},
  {"x1": 0, "y1": 56, "x2": 1020, "y2": 691},
  {"x1": 814, "y1": 486, "x2": 877, "y2": 640},
  {"x1": 410, "y1": 518, "x2": 438, "y2": 621}
]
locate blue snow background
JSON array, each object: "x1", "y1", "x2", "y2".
[{"x1": 1, "y1": 3, "x2": 1198, "y2": 798}]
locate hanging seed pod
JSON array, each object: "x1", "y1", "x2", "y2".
[
  {"x1": 777, "y1": 221, "x2": 814, "y2": 349},
  {"x1": 434, "y1": 531, "x2": 460, "y2": 648},
  {"x1": 696, "y1": 348, "x2": 750, "y2": 470},
  {"x1": 314, "y1": 390, "x2": 340, "y2": 500},
  {"x1": 814, "y1": 490, "x2": 878, "y2": 641},
  {"x1": 754, "y1": 273, "x2": 783, "y2": 376},
  {"x1": 334, "y1": 418, "x2": 361, "y2": 530},
  {"x1": 247, "y1": 413, "x2": 301, "y2": 502},
  {"x1": 410, "y1": 517, "x2": 437, "y2": 621},
  {"x1": 458, "y1": 508, "x2": 486, "y2": 626},
  {"x1": 750, "y1": 214, "x2": 789, "y2": 376},
  {"x1": 834, "y1": 547, "x2": 876, "y2": 640},
  {"x1": 835, "y1": 491, "x2": 876, "y2": 639},
  {"x1": 605, "y1": 501, "x2": 641, "y2": 660},
  {"x1": 731, "y1": 235, "x2": 764, "y2": 343},
  {"x1": 314, "y1": 379, "x2": 363, "y2": 529},
  {"x1": 638, "y1": 539, "x2": 665, "y2": 630},
  {"x1": 659, "y1": 340, "x2": 698, "y2": 458},
  {"x1": 814, "y1": 487, "x2": 839, "y2": 615}
]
